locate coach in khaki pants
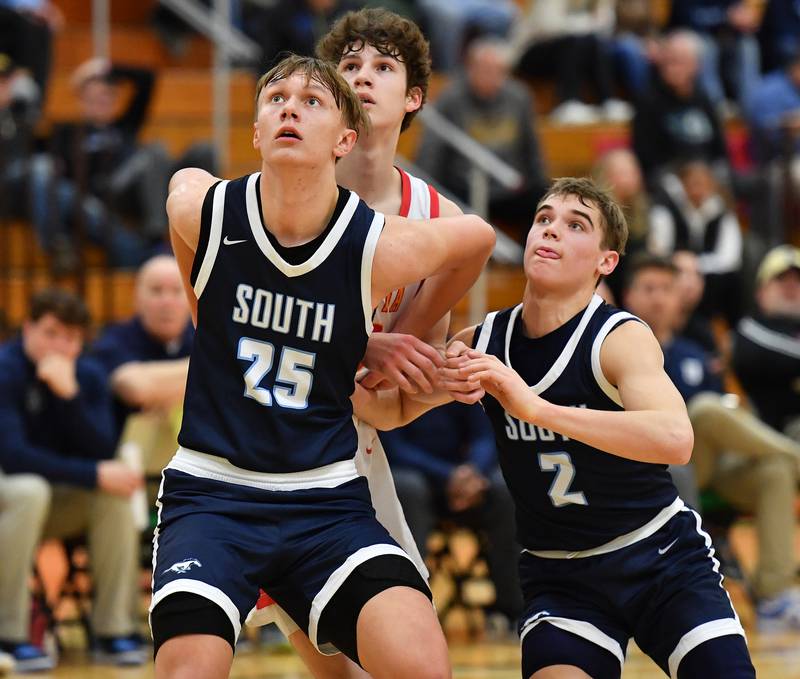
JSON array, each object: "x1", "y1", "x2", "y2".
[{"x1": 0, "y1": 289, "x2": 144, "y2": 668}]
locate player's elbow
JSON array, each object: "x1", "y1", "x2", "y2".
[
  {"x1": 665, "y1": 419, "x2": 694, "y2": 465},
  {"x1": 473, "y1": 217, "x2": 496, "y2": 259}
]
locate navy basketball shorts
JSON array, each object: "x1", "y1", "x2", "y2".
[
  {"x1": 518, "y1": 506, "x2": 752, "y2": 679},
  {"x1": 150, "y1": 465, "x2": 424, "y2": 655}
]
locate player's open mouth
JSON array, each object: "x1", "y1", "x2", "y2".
[
  {"x1": 358, "y1": 94, "x2": 376, "y2": 105},
  {"x1": 275, "y1": 127, "x2": 302, "y2": 141},
  {"x1": 535, "y1": 247, "x2": 560, "y2": 259}
]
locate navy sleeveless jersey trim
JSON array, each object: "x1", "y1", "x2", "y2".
[
  {"x1": 475, "y1": 296, "x2": 679, "y2": 552},
  {"x1": 245, "y1": 172, "x2": 363, "y2": 278},
  {"x1": 189, "y1": 180, "x2": 222, "y2": 289},
  {"x1": 193, "y1": 180, "x2": 229, "y2": 298}
]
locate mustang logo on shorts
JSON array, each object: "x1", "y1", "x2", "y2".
[{"x1": 162, "y1": 558, "x2": 202, "y2": 575}]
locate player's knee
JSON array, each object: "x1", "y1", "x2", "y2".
[{"x1": 10, "y1": 475, "x2": 51, "y2": 517}]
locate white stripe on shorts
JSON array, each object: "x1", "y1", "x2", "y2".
[{"x1": 166, "y1": 446, "x2": 359, "y2": 491}]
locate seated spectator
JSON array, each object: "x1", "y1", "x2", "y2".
[
  {"x1": 612, "y1": 0, "x2": 661, "y2": 97},
  {"x1": 92, "y1": 255, "x2": 193, "y2": 477},
  {"x1": 510, "y1": 0, "x2": 631, "y2": 124},
  {"x1": 633, "y1": 30, "x2": 730, "y2": 188},
  {"x1": 415, "y1": 0, "x2": 518, "y2": 71},
  {"x1": 668, "y1": 0, "x2": 762, "y2": 110},
  {"x1": 0, "y1": 289, "x2": 145, "y2": 667},
  {"x1": 0, "y1": 53, "x2": 38, "y2": 222},
  {"x1": 0, "y1": 0, "x2": 62, "y2": 102},
  {"x1": 0, "y1": 473, "x2": 52, "y2": 672},
  {"x1": 744, "y1": 48, "x2": 800, "y2": 242},
  {"x1": 380, "y1": 401, "x2": 522, "y2": 629},
  {"x1": 624, "y1": 254, "x2": 800, "y2": 631},
  {"x1": 671, "y1": 249, "x2": 721, "y2": 357},
  {"x1": 733, "y1": 245, "x2": 800, "y2": 436},
  {"x1": 757, "y1": 0, "x2": 800, "y2": 74},
  {"x1": 31, "y1": 58, "x2": 216, "y2": 270},
  {"x1": 593, "y1": 148, "x2": 651, "y2": 300},
  {"x1": 649, "y1": 159, "x2": 743, "y2": 323},
  {"x1": 243, "y1": 0, "x2": 360, "y2": 71},
  {"x1": 416, "y1": 38, "x2": 547, "y2": 237}
]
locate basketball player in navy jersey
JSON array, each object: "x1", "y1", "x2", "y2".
[
  {"x1": 152, "y1": 54, "x2": 495, "y2": 679},
  {"x1": 246, "y1": 11, "x2": 472, "y2": 677},
  {"x1": 439, "y1": 178, "x2": 756, "y2": 678}
]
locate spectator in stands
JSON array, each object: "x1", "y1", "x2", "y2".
[
  {"x1": 0, "y1": 53, "x2": 38, "y2": 222},
  {"x1": 633, "y1": 30, "x2": 729, "y2": 188},
  {"x1": 0, "y1": 289, "x2": 145, "y2": 667},
  {"x1": 243, "y1": 0, "x2": 360, "y2": 70},
  {"x1": 0, "y1": 474, "x2": 53, "y2": 672},
  {"x1": 510, "y1": 0, "x2": 632, "y2": 124},
  {"x1": 612, "y1": 0, "x2": 661, "y2": 97},
  {"x1": 380, "y1": 401, "x2": 523, "y2": 629},
  {"x1": 744, "y1": 48, "x2": 800, "y2": 244},
  {"x1": 416, "y1": 38, "x2": 547, "y2": 237},
  {"x1": 0, "y1": 0, "x2": 62, "y2": 103},
  {"x1": 414, "y1": 0, "x2": 517, "y2": 71},
  {"x1": 733, "y1": 245, "x2": 800, "y2": 437},
  {"x1": 671, "y1": 249, "x2": 720, "y2": 357},
  {"x1": 92, "y1": 255, "x2": 192, "y2": 476},
  {"x1": 592, "y1": 148, "x2": 651, "y2": 300},
  {"x1": 31, "y1": 58, "x2": 216, "y2": 271},
  {"x1": 625, "y1": 254, "x2": 800, "y2": 631},
  {"x1": 649, "y1": 159, "x2": 743, "y2": 323},
  {"x1": 758, "y1": 0, "x2": 800, "y2": 74},
  {"x1": 668, "y1": 0, "x2": 762, "y2": 111}
]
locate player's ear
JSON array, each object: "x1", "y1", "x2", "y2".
[
  {"x1": 598, "y1": 249, "x2": 619, "y2": 278},
  {"x1": 252, "y1": 121, "x2": 260, "y2": 150},
  {"x1": 405, "y1": 86, "x2": 422, "y2": 114},
  {"x1": 333, "y1": 128, "x2": 358, "y2": 159}
]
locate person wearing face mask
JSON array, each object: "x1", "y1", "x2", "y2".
[{"x1": 0, "y1": 289, "x2": 144, "y2": 669}]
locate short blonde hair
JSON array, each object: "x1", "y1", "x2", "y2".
[{"x1": 255, "y1": 54, "x2": 370, "y2": 138}]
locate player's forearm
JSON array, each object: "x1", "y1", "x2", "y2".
[
  {"x1": 353, "y1": 385, "x2": 451, "y2": 430},
  {"x1": 534, "y1": 400, "x2": 693, "y2": 465}
]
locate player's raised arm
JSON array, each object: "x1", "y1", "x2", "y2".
[
  {"x1": 449, "y1": 321, "x2": 693, "y2": 465},
  {"x1": 371, "y1": 212, "x2": 495, "y2": 312},
  {"x1": 166, "y1": 168, "x2": 218, "y2": 322}
]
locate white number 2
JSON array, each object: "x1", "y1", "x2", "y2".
[
  {"x1": 538, "y1": 452, "x2": 587, "y2": 508},
  {"x1": 237, "y1": 338, "x2": 315, "y2": 410}
]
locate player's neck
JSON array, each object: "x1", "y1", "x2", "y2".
[
  {"x1": 336, "y1": 124, "x2": 403, "y2": 213},
  {"x1": 520, "y1": 284, "x2": 597, "y2": 338},
  {"x1": 259, "y1": 164, "x2": 340, "y2": 247}
]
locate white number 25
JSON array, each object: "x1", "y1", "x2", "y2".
[{"x1": 237, "y1": 337, "x2": 315, "y2": 410}]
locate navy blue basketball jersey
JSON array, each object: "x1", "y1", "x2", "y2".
[
  {"x1": 474, "y1": 295, "x2": 679, "y2": 552},
  {"x1": 177, "y1": 173, "x2": 383, "y2": 473}
]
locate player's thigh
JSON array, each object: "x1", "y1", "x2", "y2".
[
  {"x1": 531, "y1": 666, "x2": 593, "y2": 679},
  {"x1": 155, "y1": 634, "x2": 232, "y2": 679},
  {"x1": 634, "y1": 508, "x2": 750, "y2": 676},
  {"x1": 356, "y1": 586, "x2": 449, "y2": 679},
  {"x1": 521, "y1": 621, "x2": 622, "y2": 679},
  {"x1": 288, "y1": 629, "x2": 369, "y2": 679}
]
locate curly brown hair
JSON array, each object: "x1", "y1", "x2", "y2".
[
  {"x1": 537, "y1": 177, "x2": 629, "y2": 255},
  {"x1": 255, "y1": 54, "x2": 370, "y2": 139},
  {"x1": 316, "y1": 8, "x2": 431, "y2": 132}
]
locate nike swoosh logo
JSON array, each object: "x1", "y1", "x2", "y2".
[
  {"x1": 223, "y1": 236, "x2": 247, "y2": 245},
  {"x1": 658, "y1": 538, "x2": 679, "y2": 555}
]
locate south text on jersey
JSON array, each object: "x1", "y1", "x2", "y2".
[{"x1": 232, "y1": 284, "x2": 335, "y2": 344}]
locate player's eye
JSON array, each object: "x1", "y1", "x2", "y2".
[
  {"x1": 270, "y1": 94, "x2": 284, "y2": 103},
  {"x1": 536, "y1": 215, "x2": 551, "y2": 224},
  {"x1": 377, "y1": 63, "x2": 392, "y2": 72},
  {"x1": 569, "y1": 222, "x2": 585, "y2": 231},
  {"x1": 307, "y1": 97, "x2": 320, "y2": 106},
  {"x1": 342, "y1": 63, "x2": 357, "y2": 72}
]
